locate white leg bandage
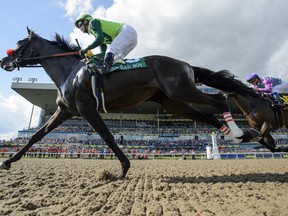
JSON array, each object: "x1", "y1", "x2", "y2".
[{"x1": 223, "y1": 112, "x2": 243, "y2": 137}]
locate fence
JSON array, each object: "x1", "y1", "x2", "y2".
[{"x1": 1, "y1": 151, "x2": 288, "y2": 160}]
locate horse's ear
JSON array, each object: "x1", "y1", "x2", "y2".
[
  {"x1": 27, "y1": 27, "x2": 35, "y2": 38},
  {"x1": 27, "y1": 26, "x2": 32, "y2": 35},
  {"x1": 27, "y1": 27, "x2": 35, "y2": 36}
]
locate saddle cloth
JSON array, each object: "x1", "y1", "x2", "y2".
[
  {"x1": 87, "y1": 55, "x2": 148, "y2": 113},
  {"x1": 280, "y1": 95, "x2": 288, "y2": 110},
  {"x1": 89, "y1": 58, "x2": 147, "y2": 113}
]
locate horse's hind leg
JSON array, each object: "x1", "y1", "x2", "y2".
[
  {"x1": 153, "y1": 95, "x2": 236, "y2": 140},
  {"x1": 0, "y1": 107, "x2": 72, "y2": 170},
  {"x1": 77, "y1": 104, "x2": 130, "y2": 178},
  {"x1": 165, "y1": 86, "x2": 243, "y2": 139}
]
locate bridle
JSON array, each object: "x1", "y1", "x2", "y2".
[
  {"x1": 10, "y1": 34, "x2": 37, "y2": 70},
  {"x1": 8, "y1": 34, "x2": 79, "y2": 70}
]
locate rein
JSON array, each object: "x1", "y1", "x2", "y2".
[
  {"x1": 19, "y1": 51, "x2": 79, "y2": 68},
  {"x1": 6, "y1": 33, "x2": 80, "y2": 69},
  {"x1": 12, "y1": 50, "x2": 79, "y2": 69},
  {"x1": 21, "y1": 51, "x2": 79, "y2": 61}
]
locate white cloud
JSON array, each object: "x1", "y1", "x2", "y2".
[
  {"x1": 0, "y1": 93, "x2": 40, "y2": 141},
  {"x1": 60, "y1": 0, "x2": 94, "y2": 17},
  {"x1": 266, "y1": 38, "x2": 288, "y2": 78},
  {"x1": 4, "y1": 0, "x2": 288, "y2": 140},
  {"x1": 65, "y1": 0, "x2": 288, "y2": 80}
]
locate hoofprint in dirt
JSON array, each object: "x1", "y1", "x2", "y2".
[{"x1": 0, "y1": 159, "x2": 287, "y2": 216}]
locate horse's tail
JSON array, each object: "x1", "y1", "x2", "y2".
[{"x1": 192, "y1": 66, "x2": 257, "y2": 96}]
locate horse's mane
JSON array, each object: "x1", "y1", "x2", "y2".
[{"x1": 51, "y1": 33, "x2": 80, "y2": 53}]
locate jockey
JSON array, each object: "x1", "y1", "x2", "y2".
[
  {"x1": 246, "y1": 73, "x2": 287, "y2": 108},
  {"x1": 74, "y1": 13, "x2": 138, "y2": 74}
]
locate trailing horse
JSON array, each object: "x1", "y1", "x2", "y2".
[
  {"x1": 225, "y1": 92, "x2": 288, "y2": 152},
  {"x1": 1, "y1": 28, "x2": 254, "y2": 177}
]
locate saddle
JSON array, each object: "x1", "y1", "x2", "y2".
[
  {"x1": 260, "y1": 93, "x2": 286, "y2": 109},
  {"x1": 85, "y1": 54, "x2": 148, "y2": 113},
  {"x1": 262, "y1": 94, "x2": 288, "y2": 128}
]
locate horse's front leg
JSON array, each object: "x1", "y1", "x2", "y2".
[
  {"x1": 77, "y1": 102, "x2": 130, "y2": 178},
  {"x1": 0, "y1": 107, "x2": 72, "y2": 170},
  {"x1": 257, "y1": 122, "x2": 277, "y2": 152}
]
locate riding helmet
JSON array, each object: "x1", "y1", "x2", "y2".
[
  {"x1": 246, "y1": 73, "x2": 259, "y2": 82},
  {"x1": 74, "y1": 14, "x2": 93, "y2": 28}
]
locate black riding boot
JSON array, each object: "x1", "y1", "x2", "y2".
[
  {"x1": 271, "y1": 92, "x2": 285, "y2": 108},
  {"x1": 103, "y1": 52, "x2": 114, "y2": 74}
]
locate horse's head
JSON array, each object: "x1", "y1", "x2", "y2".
[{"x1": 1, "y1": 27, "x2": 38, "y2": 71}]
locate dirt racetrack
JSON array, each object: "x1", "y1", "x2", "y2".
[{"x1": 0, "y1": 158, "x2": 287, "y2": 216}]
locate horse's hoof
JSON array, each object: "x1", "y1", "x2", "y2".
[
  {"x1": 0, "y1": 162, "x2": 11, "y2": 170},
  {"x1": 117, "y1": 161, "x2": 130, "y2": 179},
  {"x1": 248, "y1": 128, "x2": 260, "y2": 138},
  {"x1": 117, "y1": 173, "x2": 125, "y2": 179},
  {"x1": 236, "y1": 128, "x2": 260, "y2": 142}
]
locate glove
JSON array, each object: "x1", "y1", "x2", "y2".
[
  {"x1": 85, "y1": 50, "x2": 93, "y2": 58},
  {"x1": 79, "y1": 49, "x2": 88, "y2": 58}
]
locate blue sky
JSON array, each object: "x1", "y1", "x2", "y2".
[
  {"x1": 0, "y1": 0, "x2": 113, "y2": 139},
  {"x1": 1, "y1": 0, "x2": 288, "y2": 140},
  {"x1": 1, "y1": 1, "x2": 70, "y2": 90},
  {"x1": 0, "y1": 0, "x2": 113, "y2": 93}
]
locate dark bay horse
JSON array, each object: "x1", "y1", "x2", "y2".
[
  {"x1": 1, "y1": 28, "x2": 255, "y2": 177},
  {"x1": 226, "y1": 92, "x2": 288, "y2": 152}
]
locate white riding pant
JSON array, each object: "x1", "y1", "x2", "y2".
[
  {"x1": 106, "y1": 24, "x2": 138, "y2": 61},
  {"x1": 273, "y1": 81, "x2": 288, "y2": 94}
]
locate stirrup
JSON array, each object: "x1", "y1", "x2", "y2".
[
  {"x1": 272, "y1": 102, "x2": 285, "y2": 108},
  {"x1": 88, "y1": 63, "x2": 107, "y2": 75},
  {"x1": 97, "y1": 66, "x2": 108, "y2": 75}
]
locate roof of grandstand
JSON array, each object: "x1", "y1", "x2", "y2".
[{"x1": 11, "y1": 81, "x2": 242, "y2": 114}]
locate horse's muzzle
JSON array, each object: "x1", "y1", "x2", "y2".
[
  {"x1": 1, "y1": 61, "x2": 15, "y2": 71},
  {"x1": 0, "y1": 56, "x2": 19, "y2": 71}
]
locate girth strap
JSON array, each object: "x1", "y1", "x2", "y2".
[
  {"x1": 91, "y1": 74, "x2": 107, "y2": 113},
  {"x1": 274, "y1": 108, "x2": 285, "y2": 128}
]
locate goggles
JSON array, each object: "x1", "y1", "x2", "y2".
[{"x1": 77, "y1": 20, "x2": 84, "y2": 28}]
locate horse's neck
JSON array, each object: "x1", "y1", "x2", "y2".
[
  {"x1": 40, "y1": 53, "x2": 80, "y2": 87},
  {"x1": 36, "y1": 38, "x2": 81, "y2": 87},
  {"x1": 42, "y1": 59, "x2": 80, "y2": 87},
  {"x1": 232, "y1": 94, "x2": 254, "y2": 115}
]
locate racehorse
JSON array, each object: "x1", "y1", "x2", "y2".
[
  {"x1": 0, "y1": 28, "x2": 255, "y2": 177},
  {"x1": 225, "y1": 92, "x2": 288, "y2": 152}
]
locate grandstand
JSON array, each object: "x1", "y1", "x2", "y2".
[{"x1": 2, "y1": 79, "x2": 288, "y2": 155}]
